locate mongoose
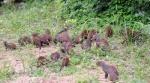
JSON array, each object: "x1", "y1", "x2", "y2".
[
  {"x1": 18, "y1": 36, "x2": 32, "y2": 46},
  {"x1": 32, "y1": 35, "x2": 42, "y2": 50},
  {"x1": 96, "y1": 61, "x2": 119, "y2": 82},
  {"x1": 54, "y1": 31, "x2": 71, "y2": 44},
  {"x1": 59, "y1": 56, "x2": 69, "y2": 71},
  {"x1": 37, "y1": 56, "x2": 50, "y2": 68},
  {"x1": 61, "y1": 41, "x2": 75, "y2": 54},
  {"x1": 81, "y1": 39, "x2": 92, "y2": 49},
  {"x1": 92, "y1": 35, "x2": 109, "y2": 49},
  {"x1": 38, "y1": 33, "x2": 53, "y2": 46},
  {"x1": 50, "y1": 52, "x2": 60, "y2": 61},
  {"x1": 38, "y1": 29, "x2": 53, "y2": 46},
  {"x1": 80, "y1": 29, "x2": 89, "y2": 40},
  {"x1": 73, "y1": 35, "x2": 81, "y2": 44},
  {"x1": 3, "y1": 41, "x2": 16, "y2": 50},
  {"x1": 88, "y1": 29, "x2": 97, "y2": 40},
  {"x1": 105, "y1": 26, "x2": 113, "y2": 38}
]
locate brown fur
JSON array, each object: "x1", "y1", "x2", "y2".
[
  {"x1": 59, "y1": 57, "x2": 69, "y2": 71},
  {"x1": 38, "y1": 56, "x2": 46, "y2": 60},
  {"x1": 38, "y1": 33, "x2": 53, "y2": 46},
  {"x1": 81, "y1": 39, "x2": 92, "y2": 49},
  {"x1": 88, "y1": 29, "x2": 97, "y2": 40},
  {"x1": 50, "y1": 52, "x2": 60, "y2": 61},
  {"x1": 54, "y1": 32, "x2": 71, "y2": 44},
  {"x1": 32, "y1": 30, "x2": 52, "y2": 49},
  {"x1": 18, "y1": 36, "x2": 32, "y2": 46},
  {"x1": 80, "y1": 29, "x2": 89, "y2": 39},
  {"x1": 96, "y1": 61, "x2": 119, "y2": 82},
  {"x1": 32, "y1": 36, "x2": 42, "y2": 50},
  {"x1": 37, "y1": 56, "x2": 49, "y2": 68},
  {"x1": 61, "y1": 41, "x2": 75, "y2": 54},
  {"x1": 96, "y1": 38, "x2": 109, "y2": 49},
  {"x1": 73, "y1": 35, "x2": 81, "y2": 44},
  {"x1": 32, "y1": 32, "x2": 39, "y2": 38},
  {"x1": 92, "y1": 34, "x2": 99, "y2": 41},
  {"x1": 3, "y1": 41, "x2": 16, "y2": 50},
  {"x1": 105, "y1": 26, "x2": 113, "y2": 38},
  {"x1": 64, "y1": 42, "x2": 75, "y2": 52},
  {"x1": 92, "y1": 35, "x2": 109, "y2": 49}
]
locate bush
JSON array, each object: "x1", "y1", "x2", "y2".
[{"x1": 56, "y1": 0, "x2": 150, "y2": 26}]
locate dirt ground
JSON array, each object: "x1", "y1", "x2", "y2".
[{"x1": 0, "y1": 39, "x2": 113, "y2": 83}]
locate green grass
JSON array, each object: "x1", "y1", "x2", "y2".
[
  {"x1": 0, "y1": 1, "x2": 150, "y2": 83},
  {"x1": 0, "y1": 62, "x2": 15, "y2": 81}
]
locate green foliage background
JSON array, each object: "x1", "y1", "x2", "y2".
[{"x1": 55, "y1": 0, "x2": 150, "y2": 27}]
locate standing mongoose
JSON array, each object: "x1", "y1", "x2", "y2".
[
  {"x1": 88, "y1": 29, "x2": 97, "y2": 40},
  {"x1": 96, "y1": 61, "x2": 119, "y2": 82},
  {"x1": 80, "y1": 29, "x2": 89, "y2": 40},
  {"x1": 105, "y1": 26, "x2": 113, "y2": 38},
  {"x1": 59, "y1": 56, "x2": 69, "y2": 71}
]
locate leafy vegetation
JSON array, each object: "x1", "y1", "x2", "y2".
[{"x1": 57, "y1": 0, "x2": 150, "y2": 26}]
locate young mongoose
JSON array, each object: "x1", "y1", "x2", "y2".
[
  {"x1": 50, "y1": 52, "x2": 60, "y2": 61},
  {"x1": 32, "y1": 35, "x2": 42, "y2": 50},
  {"x1": 38, "y1": 33, "x2": 53, "y2": 46},
  {"x1": 37, "y1": 56, "x2": 50, "y2": 68},
  {"x1": 88, "y1": 29, "x2": 97, "y2": 40},
  {"x1": 3, "y1": 41, "x2": 16, "y2": 50},
  {"x1": 38, "y1": 29, "x2": 53, "y2": 46},
  {"x1": 61, "y1": 41, "x2": 75, "y2": 54},
  {"x1": 73, "y1": 35, "x2": 81, "y2": 44},
  {"x1": 54, "y1": 31, "x2": 71, "y2": 44},
  {"x1": 80, "y1": 29, "x2": 89, "y2": 40},
  {"x1": 18, "y1": 36, "x2": 32, "y2": 46},
  {"x1": 92, "y1": 35, "x2": 109, "y2": 49},
  {"x1": 59, "y1": 56, "x2": 69, "y2": 71},
  {"x1": 81, "y1": 39, "x2": 92, "y2": 49},
  {"x1": 96, "y1": 61, "x2": 119, "y2": 82},
  {"x1": 57, "y1": 28, "x2": 68, "y2": 34}
]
